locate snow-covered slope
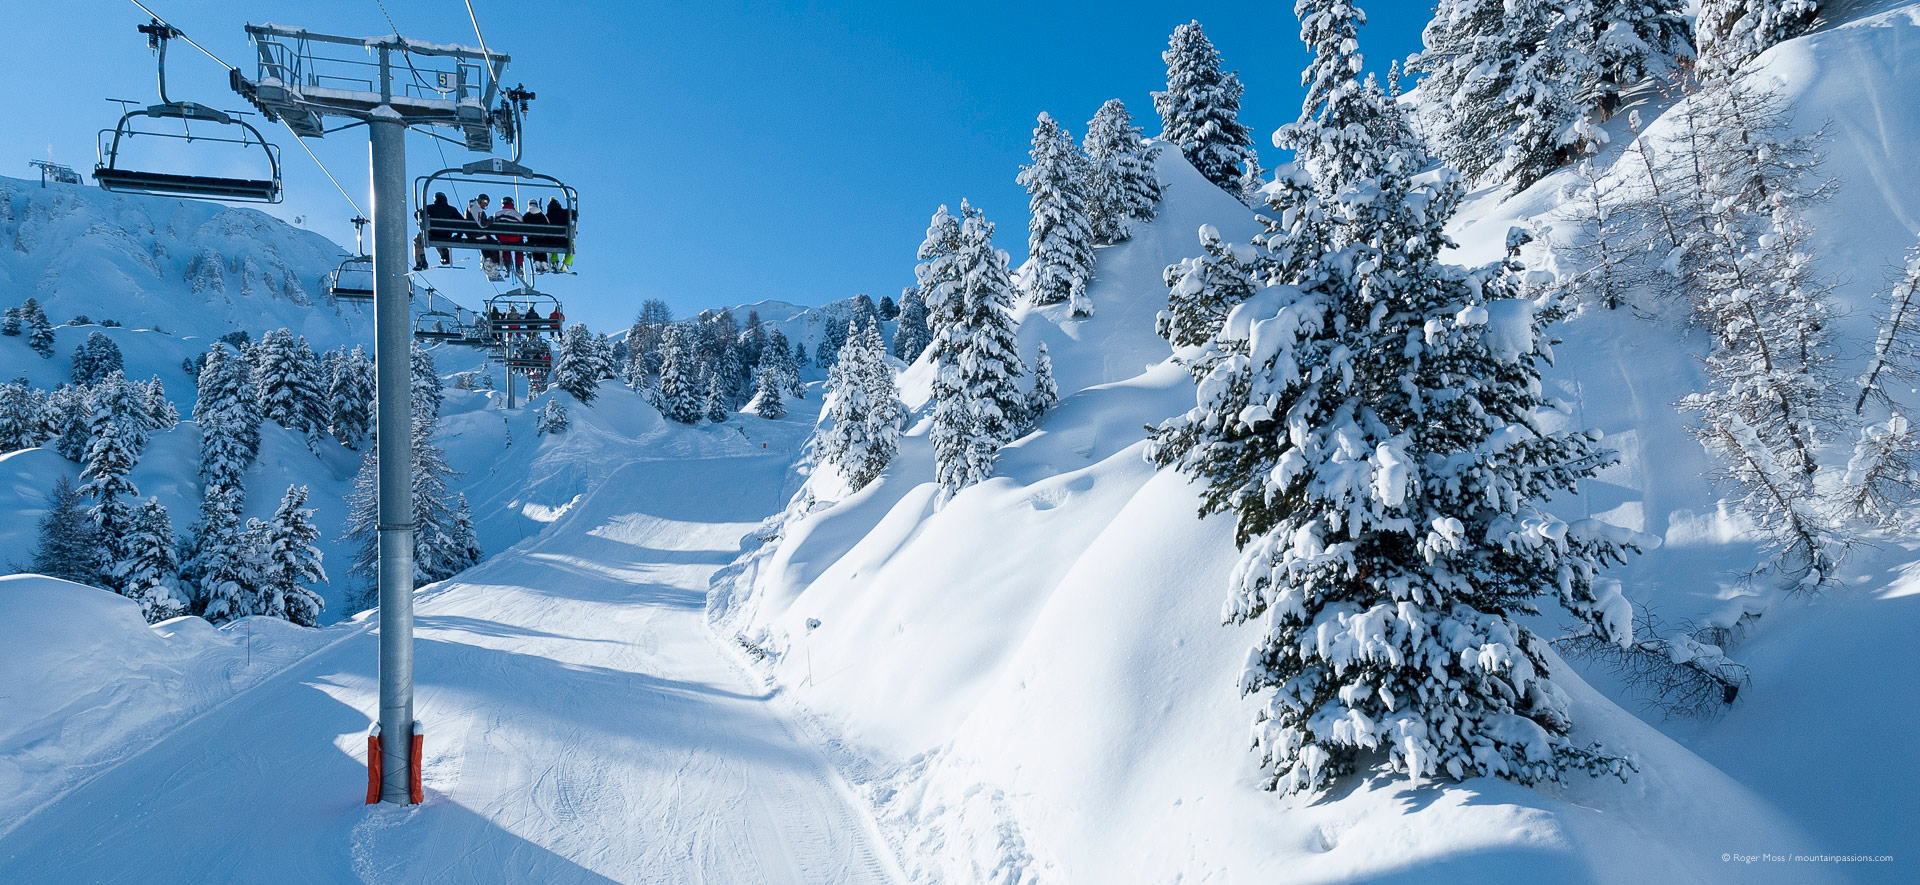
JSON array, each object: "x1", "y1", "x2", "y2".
[{"x1": 712, "y1": 11, "x2": 1920, "y2": 872}]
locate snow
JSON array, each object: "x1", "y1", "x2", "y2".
[{"x1": 4, "y1": 1, "x2": 1920, "y2": 878}]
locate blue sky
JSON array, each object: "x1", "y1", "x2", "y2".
[{"x1": 3, "y1": 1, "x2": 1431, "y2": 332}]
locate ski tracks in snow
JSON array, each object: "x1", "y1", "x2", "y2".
[{"x1": 0, "y1": 454, "x2": 900, "y2": 884}]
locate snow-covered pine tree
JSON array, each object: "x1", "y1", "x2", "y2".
[
  {"x1": 1082, "y1": 99, "x2": 1161, "y2": 245},
  {"x1": 891, "y1": 286, "x2": 933, "y2": 363},
  {"x1": 451, "y1": 494, "x2": 482, "y2": 574},
  {"x1": 657, "y1": 325, "x2": 704, "y2": 423},
  {"x1": 743, "y1": 309, "x2": 768, "y2": 367},
  {"x1": 765, "y1": 329, "x2": 804, "y2": 399},
  {"x1": 753, "y1": 364, "x2": 786, "y2": 419},
  {"x1": 1285, "y1": 1, "x2": 1424, "y2": 194},
  {"x1": 850, "y1": 294, "x2": 880, "y2": 337},
  {"x1": 116, "y1": 498, "x2": 187, "y2": 623},
  {"x1": 536, "y1": 396, "x2": 570, "y2": 434},
  {"x1": 292, "y1": 336, "x2": 328, "y2": 436},
  {"x1": 1858, "y1": 248, "x2": 1920, "y2": 416},
  {"x1": 1236, "y1": 157, "x2": 1269, "y2": 208},
  {"x1": 704, "y1": 368, "x2": 730, "y2": 423},
  {"x1": 1493, "y1": 0, "x2": 1598, "y2": 190},
  {"x1": 1843, "y1": 416, "x2": 1918, "y2": 527},
  {"x1": 31, "y1": 475, "x2": 102, "y2": 586},
  {"x1": 554, "y1": 323, "x2": 607, "y2": 403},
  {"x1": 411, "y1": 340, "x2": 444, "y2": 425},
  {"x1": 0, "y1": 381, "x2": 38, "y2": 452},
  {"x1": 23, "y1": 297, "x2": 55, "y2": 358},
  {"x1": 191, "y1": 485, "x2": 255, "y2": 624},
  {"x1": 70, "y1": 331, "x2": 124, "y2": 385},
  {"x1": 1154, "y1": 20, "x2": 1257, "y2": 193},
  {"x1": 253, "y1": 329, "x2": 317, "y2": 435},
  {"x1": 51, "y1": 383, "x2": 94, "y2": 462},
  {"x1": 817, "y1": 319, "x2": 901, "y2": 491},
  {"x1": 877, "y1": 295, "x2": 898, "y2": 321},
  {"x1": 251, "y1": 484, "x2": 326, "y2": 626},
  {"x1": 410, "y1": 418, "x2": 461, "y2": 583},
  {"x1": 1698, "y1": 0, "x2": 1819, "y2": 81},
  {"x1": 194, "y1": 343, "x2": 260, "y2": 493},
  {"x1": 141, "y1": 376, "x2": 179, "y2": 430},
  {"x1": 328, "y1": 345, "x2": 374, "y2": 449},
  {"x1": 1024, "y1": 341, "x2": 1059, "y2": 431},
  {"x1": 81, "y1": 379, "x2": 149, "y2": 582},
  {"x1": 1593, "y1": 0, "x2": 1693, "y2": 111},
  {"x1": 1152, "y1": 17, "x2": 1639, "y2": 796},
  {"x1": 1159, "y1": 223, "x2": 1263, "y2": 348},
  {"x1": 792, "y1": 340, "x2": 808, "y2": 369},
  {"x1": 817, "y1": 317, "x2": 850, "y2": 369},
  {"x1": 925, "y1": 202, "x2": 1027, "y2": 499},
  {"x1": 1, "y1": 305, "x2": 18, "y2": 336},
  {"x1": 1018, "y1": 113, "x2": 1097, "y2": 308}
]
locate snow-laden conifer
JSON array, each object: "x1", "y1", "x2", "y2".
[
  {"x1": 1025, "y1": 341, "x2": 1058, "y2": 428},
  {"x1": 1018, "y1": 113, "x2": 1097, "y2": 308},
  {"x1": 51, "y1": 383, "x2": 94, "y2": 462},
  {"x1": 411, "y1": 340, "x2": 443, "y2": 425},
  {"x1": 555, "y1": 323, "x2": 611, "y2": 403},
  {"x1": 23, "y1": 297, "x2": 55, "y2": 358},
  {"x1": 0, "y1": 381, "x2": 39, "y2": 452},
  {"x1": 704, "y1": 369, "x2": 730, "y2": 423},
  {"x1": 1698, "y1": 0, "x2": 1819, "y2": 81},
  {"x1": 1, "y1": 305, "x2": 18, "y2": 337},
  {"x1": 1083, "y1": 99, "x2": 1161, "y2": 245},
  {"x1": 250, "y1": 485, "x2": 327, "y2": 626},
  {"x1": 1159, "y1": 223, "x2": 1261, "y2": 349},
  {"x1": 70, "y1": 331, "x2": 124, "y2": 385},
  {"x1": 891, "y1": 286, "x2": 934, "y2": 363},
  {"x1": 142, "y1": 376, "x2": 178, "y2": 430},
  {"x1": 188, "y1": 485, "x2": 252, "y2": 624},
  {"x1": 1154, "y1": 21, "x2": 1257, "y2": 193},
  {"x1": 254, "y1": 329, "x2": 323, "y2": 435},
  {"x1": 452, "y1": 495, "x2": 482, "y2": 574},
  {"x1": 328, "y1": 345, "x2": 374, "y2": 449},
  {"x1": 925, "y1": 203, "x2": 1027, "y2": 500},
  {"x1": 117, "y1": 498, "x2": 187, "y2": 623},
  {"x1": 1153, "y1": 14, "x2": 1640, "y2": 795},
  {"x1": 32, "y1": 475, "x2": 102, "y2": 586},
  {"x1": 194, "y1": 343, "x2": 260, "y2": 492},
  {"x1": 81, "y1": 378, "x2": 148, "y2": 577},
  {"x1": 818, "y1": 320, "x2": 902, "y2": 491},
  {"x1": 657, "y1": 325, "x2": 703, "y2": 423},
  {"x1": 753, "y1": 364, "x2": 786, "y2": 420},
  {"x1": 537, "y1": 396, "x2": 570, "y2": 435}
]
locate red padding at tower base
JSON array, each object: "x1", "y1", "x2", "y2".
[
  {"x1": 409, "y1": 731, "x2": 425, "y2": 804},
  {"x1": 364, "y1": 734, "x2": 383, "y2": 805}
]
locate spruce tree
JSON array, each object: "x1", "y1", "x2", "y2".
[
  {"x1": 753, "y1": 364, "x2": 787, "y2": 419},
  {"x1": 1083, "y1": 99, "x2": 1161, "y2": 244},
  {"x1": 818, "y1": 320, "x2": 901, "y2": 491},
  {"x1": 253, "y1": 485, "x2": 327, "y2": 626},
  {"x1": 704, "y1": 369, "x2": 730, "y2": 423},
  {"x1": 891, "y1": 286, "x2": 934, "y2": 363},
  {"x1": 1152, "y1": 18, "x2": 1638, "y2": 796},
  {"x1": 925, "y1": 202, "x2": 1027, "y2": 499},
  {"x1": 23, "y1": 298, "x2": 55, "y2": 358},
  {"x1": 1025, "y1": 341, "x2": 1058, "y2": 428},
  {"x1": 328, "y1": 345, "x2": 374, "y2": 449},
  {"x1": 32, "y1": 476, "x2": 102, "y2": 586},
  {"x1": 1, "y1": 305, "x2": 18, "y2": 336},
  {"x1": 142, "y1": 376, "x2": 179, "y2": 430},
  {"x1": 192, "y1": 485, "x2": 255, "y2": 624},
  {"x1": 70, "y1": 331, "x2": 124, "y2": 385},
  {"x1": 765, "y1": 329, "x2": 804, "y2": 399},
  {"x1": 51, "y1": 383, "x2": 94, "y2": 462},
  {"x1": 1698, "y1": 0, "x2": 1818, "y2": 81},
  {"x1": 1018, "y1": 113, "x2": 1097, "y2": 308},
  {"x1": 194, "y1": 343, "x2": 260, "y2": 493},
  {"x1": 860, "y1": 320, "x2": 906, "y2": 436},
  {"x1": 877, "y1": 295, "x2": 899, "y2": 321},
  {"x1": 80, "y1": 379, "x2": 147, "y2": 579},
  {"x1": 1154, "y1": 21, "x2": 1257, "y2": 193},
  {"x1": 1159, "y1": 223, "x2": 1262, "y2": 349},
  {"x1": 658, "y1": 325, "x2": 704, "y2": 423},
  {"x1": 537, "y1": 396, "x2": 570, "y2": 434},
  {"x1": 117, "y1": 498, "x2": 187, "y2": 623},
  {"x1": 254, "y1": 329, "x2": 317, "y2": 434},
  {"x1": 451, "y1": 494, "x2": 482, "y2": 574},
  {"x1": 555, "y1": 323, "x2": 608, "y2": 403},
  {"x1": 0, "y1": 381, "x2": 38, "y2": 452},
  {"x1": 411, "y1": 340, "x2": 444, "y2": 424}
]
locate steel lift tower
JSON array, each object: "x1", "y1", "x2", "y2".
[{"x1": 232, "y1": 25, "x2": 510, "y2": 805}]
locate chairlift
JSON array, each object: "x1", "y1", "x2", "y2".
[
  {"x1": 479, "y1": 288, "x2": 565, "y2": 341},
  {"x1": 327, "y1": 216, "x2": 376, "y2": 302},
  {"x1": 413, "y1": 284, "x2": 476, "y2": 341},
  {"x1": 415, "y1": 86, "x2": 576, "y2": 266},
  {"x1": 94, "y1": 20, "x2": 283, "y2": 203}
]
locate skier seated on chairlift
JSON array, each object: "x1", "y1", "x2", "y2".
[
  {"x1": 414, "y1": 192, "x2": 463, "y2": 270},
  {"x1": 542, "y1": 198, "x2": 574, "y2": 273},
  {"x1": 468, "y1": 193, "x2": 504, "y2": 281},
  {"x1": 496, "y1": 197, "x2": 525, "y2": 277},
  {"x1": 522, "y1": 200, "x2": 548, "y2": 273}
]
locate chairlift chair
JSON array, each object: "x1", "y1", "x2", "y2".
[
  {"x1": 479, "y1": 288, "x2": 565, "y2": 340},
  {"x1": 416, "y1": 158, "x2": 577, "y2": 259},
  {"x1": 94, "y1": 20, "x2": 283, "y2": 203},
  {"x1": 326, "y1": 216, "x2": 377, "y2": 302}
]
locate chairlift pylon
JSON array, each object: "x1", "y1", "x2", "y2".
[{"x1": 93, "y1": 19, "x2": 283, "y2": 203}]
